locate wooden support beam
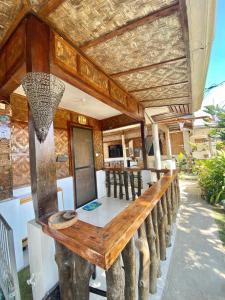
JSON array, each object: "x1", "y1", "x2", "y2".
[
  {"x1": 38, "y1": 0, "x2": 66, "y2": 17},
  {"x1": 110, "y1": 56, "x2": 186, "y2": 77},
  {"x1": 26, "y1": 15, "x2": 58, "y2": 219},
  {"x1": 140, "y1": 121, "x2": 147, "y2": 169},
  {"x1": 141, "y1": 95, "x2": 191, "y2": 103},
  {"x1": 81, "y1": 2, "x2": 179, "y2": 50}
]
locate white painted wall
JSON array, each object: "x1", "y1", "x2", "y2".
[
  {"x1": 0, "y1": 177, "x2": 74, "y2": 271},
  {"x1": 28, "y1": 221, "x2": 58, "y2": 300}
]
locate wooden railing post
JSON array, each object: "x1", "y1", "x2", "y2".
[
  {"x1": 122, "y1": 238, "x2": 136, "y2": 300},
  {"x1": 106, "y1": 170, "x2": 111, "y2": 197},
  {"x1": 158, "y1": 201, "x2": 166, "y2": 261},
  {"x1": 118, "y1": 171, "x2": 123, "y2": 199},
  {"x1": 106, "y1": 256, "x2": 125, "y2": 300},
  {"x1": 137, "y1": 171, "x2": 142, "y2": 197},
  {"x1": 113, "y1": 170, "x2": 117, "y2": 198},
  {"x1": 55, "y1": 242, "x2": 75, "y2": 300},
  {"x1": 129, "y1": 171, "x2": 135, "y2": 201},
  {"x1": 74, "y1": 254, "x2": 93, "y2": 300},
  {"x1": 145, "y1": 214, "x2": 157, "y2": 294},
  {"x1": 152, "y1": 207, "x2": 161, "y2": 277},
  {"x1": 124, "y1": 171, "x2": 129, "y2": 200},
  {"x1": 171, "y1": 181, "x2": 177, "y2": 222},
  {"x1": 166, "y1": 186, "x2": 172, "y2": 247},
  {"x1": 136, "y1": 223, "x2": 150, "y2": 300}
]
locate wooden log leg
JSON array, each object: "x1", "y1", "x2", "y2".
[
  {"x1": 166, "y1": 187, "x2": 172, "y2": 247},
  {"x1": 145, "y1": 214, "x2": 158, "y2": 294},
  {"x1": 124, "y1": 171, "x2": 129, "y2": 200},
  {"x1": 176, "y1": 176, "x2": 181, "y2": 207},
  {"x1": 171, "y1": 182, "x2": 177, "y2": 222},
  {"x1": 158, "y1": 201, "x2": 166, "y2": 261},
  {"x1": 137, "y1": 171, "x2": 142, "y2": 197},
  {"x1": 55, "y1": 241, "x2": 75, "y2": 300},
  {"x1": 106, "y1": 171, "x2": 111, "y2": 197},
  {"x1": 152, "y1": 206, "x2": 161, "y2": 277},
  {"x1": 136, "y1": 223, "x2": 150, "y2": 300},
  {"x1": 122, "y1": 238, "x2": 136, "y2": 300},
  {"x1": 74, "y1": 253, "x2": 92, "y2": 300},
  {"x1": 106, "y1": 255, "x2": 125, "y2": 300},
  {"x1": 118, "y1": 171, "x2": 123, "y2": 199},
  {"x1": 92, "y1": 265, "x2": 96, "y2": 280},
  {"x1": 129, "y1": 172, "x2": 136, "y2": 201},
  {"x1": 162, "y1": 193, "x2": 168, "y2": 241},
  {"x1": 113, "y1": 171, "x2": 117, "y2": 198}
]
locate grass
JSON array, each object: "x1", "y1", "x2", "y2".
[
  {"x1": 212, "y1": 206, "x2": 225, "y2": 248},
  {"x1": 18, "y1": 266, "x2": 33, "y2": 300}
]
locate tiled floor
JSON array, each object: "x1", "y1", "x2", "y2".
[{"x1": 77, "y1": 196, "x2": 130, "y2": 227}]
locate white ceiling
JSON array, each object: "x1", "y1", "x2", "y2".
[{"x1": 14, "y1": 80, "x2": 121, "y2": 120}]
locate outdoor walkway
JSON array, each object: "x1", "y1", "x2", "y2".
[{"x1": 162, "y1": 180, "x2": 225, "y2": 300}]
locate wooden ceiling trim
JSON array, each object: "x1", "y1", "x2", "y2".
[
  {"x1": 129, "y1": 80, "x2": 188, "y2": 93},
  {"x1": 81, "y1": 2, "x2": 179, "y2": 51},
  {"x1": 141, "y1": 95, "x2": 190, "y2": 103},
  {"x1": 38, "y1": 0, "x2": 66, "y2": 17},
  {"x1": 110, "y1": 56, "x2": 186, "y2": 77}
]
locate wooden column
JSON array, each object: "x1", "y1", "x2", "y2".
[
  {"x1": 152, "y1": 123, "x2": 162, "y2": 171},
  {"x1": 26, "y1": 15, "x2": 58, "y2": 219},
  {"x1": 140, "y1": 121, "x2": 147, "y2": 169}
]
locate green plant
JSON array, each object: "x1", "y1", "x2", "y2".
[{"x1": 194, "y1": 150, "x2": 225, "y2": 204}]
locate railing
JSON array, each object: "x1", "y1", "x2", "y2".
[
  {"x1": 0, "y1": 214, "x2": 21, "y2": 300},
  {"x1": 41, "y1": 169, "x2": 180, "y2": 300}
]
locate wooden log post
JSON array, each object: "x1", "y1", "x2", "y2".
[
  {"x1": 171, "y1": 181, "x2": 177, "y2": 222},
  {"x1": 152, "y1": 206, "x2": 161, "y2": 277},
  {"x1": 74, "y1": 253, "x2": 93, "y2": 300},
  {"x1": 26, "y1": 15, "x2": 58, "y2": 220},
  {"x1": 129, "y1": 171, "x2": 136, "y2": 201},
  {"x1": 166, "y1": 186, "x2": 172, "y2": 247},
  {"x1": 137, "y1": 171, "x2": 142, "y2": 197},
  {"x1": 135, "y1": 223, "x2": 150, "y2": 300},
  {"x1": 106, "y1": 256, "x2": 125, "y2": 300},
  {"x1": 145, "y1": 214, "x2": 158, "y2": 294},
  {"x1": 106, "y1": 170, "x2": 111, "y2": 197},
  {"x1": 158, "y1": 201, "x2": 166, "y2": 261},
  {"x1": 162, "y1": 193, "x2": 169, "y2": 247},
  {"x1": 55, "y1": 242, "x2": 75, "y2": 300},
  {"x1": 124, "y1": 171, "x2": 129, "y2": 200},
  {"x1": 113, "y1": 170, "x2": 117, "y2": 198},
  {"x1": 176, "y1": 176, "x2": 181, "y2": 207},
  {"x1": 118, "y1": 171, "x2": 123, "y2": 199},
  {"x1": 122, "y1": 238, "x2": 136, "y2": 300}
]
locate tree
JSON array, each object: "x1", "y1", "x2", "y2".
[{"x1": 203, "y1": 105, "x2": 225, "y2": 141}]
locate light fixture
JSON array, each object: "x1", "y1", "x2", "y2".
[{"x1": 22, "y1": 72, "x2": 65, "y2": 142}]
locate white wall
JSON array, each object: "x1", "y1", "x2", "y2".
[{"x1": 0, "y1": 177, "x2": 74, "y2": 271}]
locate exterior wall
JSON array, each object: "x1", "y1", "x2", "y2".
[{"x1": 9, "y1": 93, "x2": 104, "y2": 189}]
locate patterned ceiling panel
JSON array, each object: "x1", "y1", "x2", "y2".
[
  {"x1": 48, "y1": 0, "x2": 176, "y2": 47},
  {"x1": 0, "y1": 1, "x2": 23, "y2": 44},
  {"x1": 132, "y1": 82, "x2": 189, "y2": 102},
  {"x1": 140, "y1": 97, "x2": 190, "y2": 108},
  {"x1": 114, "y1": 58, "x2": 188, "y2": 91},
  {"x1": 29, "y1": 0, "x2": 47, "y2": 11},
  {"x1": 84, "y1": 12, "x2": 185, "y2": 74}
]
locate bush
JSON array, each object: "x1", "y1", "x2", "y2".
[{"x1": 194, "y1": 151, "x2": 225, "y2": 204}]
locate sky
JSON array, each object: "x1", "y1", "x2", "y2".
[{"x1": 205, "y1": 0, "x2": 225, "y2": 88}]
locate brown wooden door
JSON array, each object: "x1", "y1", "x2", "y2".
[{"x1": 72, "y1": 127, "x2": 97, "y2": 208}]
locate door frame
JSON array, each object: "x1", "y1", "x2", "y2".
[{"x1": 70, "y1": 123, "x2": 97, "y2": 209}]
